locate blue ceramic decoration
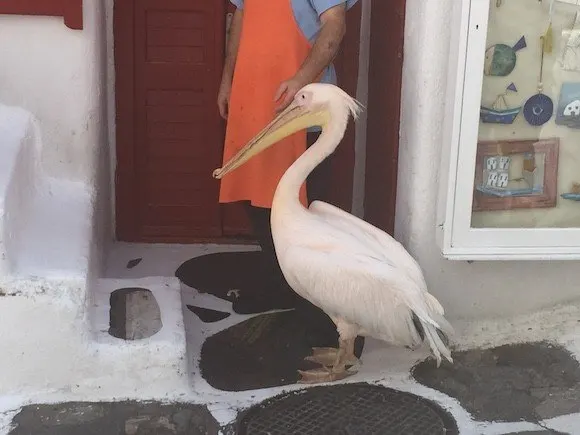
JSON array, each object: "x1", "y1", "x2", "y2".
[
  {"x1": 561, "y1": 183, "x2": 580, "y2": 201},
  {"x1": 561, "y1": 193, "x2": 580, "y2": 201},
  {"x1": 555, "y1": 82, "x2": 580, "y2": 129},
  {"x1": 523, "y1": 93, "x2": 554, "y2": 126}
]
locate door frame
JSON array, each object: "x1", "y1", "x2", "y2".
[
  {"x1": 113, "y1": 0, "x2": 136, "y2": 241},
  {"x1": 363, "y1": 0, "x2": 405, "y2": 235},
  {"x1": 330, "y1": 1, "x2": 362, "y2": 212}
]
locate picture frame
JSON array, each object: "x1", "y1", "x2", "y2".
[{"x1": 472, "y1": 138, "x2": 559, "y2": 212}]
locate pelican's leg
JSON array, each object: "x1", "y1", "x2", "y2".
[
  {"x1": 343, "y1": 337, "x2": 361, "y2": 371},
  {"x1": 297, "y1": 338, "x2": 359, "y2": 384}
]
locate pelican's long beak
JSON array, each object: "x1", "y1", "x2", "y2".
[{"x1": 213, "y1": 100, "x2": 328, "y2": 179}]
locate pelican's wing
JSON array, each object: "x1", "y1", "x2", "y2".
[
  {"x1": 284, "y1": 245, "x2": 453, "y2": 365},
  {"x1": 309, "y1": 201, "x2": 432, "y2": 301}
]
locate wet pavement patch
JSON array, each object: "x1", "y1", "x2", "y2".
[
  {"x1": 199, "y1": 302, "x2": 364, "y2": 391},
  {"x1": 109, "y1": 288, "x2": 162, "y2": 340},
  {"x1": 186, "y1": 304, "x2": 231, "y2": 323},
  {"x1": 8, "y1": 402, "x2": 220, "y2": 435},
  {"x1": 412, "y1": 341, "x2": 580, "y2": 423},
  {"x1": 175, "y1": 251, "x2": 301, "y2": 314},
  {"x1": 235, "y1": 382, "x2": 458, "y2": 434}
]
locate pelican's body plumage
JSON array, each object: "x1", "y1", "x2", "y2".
[
  {"x1": 272, "y1": 200, "x2": 452, "y2": 352},
  {"x1": 214, "y1": 83, "x2": 453, "y2": 382}
]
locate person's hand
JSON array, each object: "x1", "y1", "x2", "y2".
[
  {"x1": 217, "y1": 78, "x2": 232, "y2": 120},
  {"x1": 274, "y1": 76, "x2": 308, "y2": 113}
]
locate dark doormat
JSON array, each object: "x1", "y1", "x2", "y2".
[
  {"x1": 199, "y1": 302, "x2": 364, "y2": 391},
  {"x1": 8, "y1": 401, "x2": 219, "y2": 435},
  {"x1": 235, "y1": 382, "x2": 458, "y2": 435},
  {"x1": 175, "y1": 251, "x2": 302, "y2": 314}
]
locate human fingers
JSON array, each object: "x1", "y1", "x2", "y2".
[{"x1": 274, "y1": 82, "x2": 288, "y2": 104}]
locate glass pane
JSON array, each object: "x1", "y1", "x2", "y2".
[{"x1": 471, "y1": 0, "x2": 580, "y2": 228}]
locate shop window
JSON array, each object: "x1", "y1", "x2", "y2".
[{"x1": 440, "y1": 0, "x2": 580, "y2": 259}]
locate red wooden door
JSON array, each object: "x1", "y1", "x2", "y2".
[{"x1": 114, "y1": 0, "x2": 252, "y2": 243}]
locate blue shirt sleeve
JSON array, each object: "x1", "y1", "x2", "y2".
[
  {"x1": 309, "y1": 0, "x2": 359, "y2": 16},
  {"x1": 230, "y1": 0, "x2": 243, "y2": 9}
]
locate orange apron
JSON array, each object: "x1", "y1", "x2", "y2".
[{"x1": 218, "y1": 0, "x2": 311, "y2": 208}]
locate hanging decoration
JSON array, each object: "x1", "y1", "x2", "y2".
[
  {"x1": 523, "y1": 32, "x2": 554, "y2": 126},
  {"x1": 480, "y1": 83, "x2": 522, "y2": 124},
  {"x1": 484, "y1": 36, "x2": 527, "y2": 77}
]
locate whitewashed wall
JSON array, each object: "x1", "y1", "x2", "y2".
[
  {"x1": 0, "y1": 1, "x2": 111, "y2": 279},
  {"x1": 397, "y1": 0, "x2": 580, "y2": 321}
]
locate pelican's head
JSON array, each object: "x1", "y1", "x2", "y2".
[{"x1": 213, "y1": 83, "x2": 363, "y2": 179}]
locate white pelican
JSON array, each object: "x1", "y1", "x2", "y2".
[{"x1": 213, "y1": 83, "x2": 453, "y2": 383}]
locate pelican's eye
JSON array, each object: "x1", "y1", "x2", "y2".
[{"x1": 296, "y1": 91, "x2": 311, "y2": 106}]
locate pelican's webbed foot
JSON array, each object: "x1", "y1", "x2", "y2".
[
  {"x1": 305, "y1": 347, "x2": 360, "y2": 368},
  {"x1": 297, "y1": 366, "x2": 355, "y2": 384},
  {"x1": 298, "y1": 338, "x2": 360, "y2": 384}
]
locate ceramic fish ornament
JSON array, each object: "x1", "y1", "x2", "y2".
[{"x1": 484, "y1": 36, "x2": 527, "y2": 76}]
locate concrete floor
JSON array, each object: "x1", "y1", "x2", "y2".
[
  {"x1": 3, "y1": 243, "x2": 580, "y2": 434},
  {"x1": 5, "y1": 341, "x2": 578, "y2": 434}
]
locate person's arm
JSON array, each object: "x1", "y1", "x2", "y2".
[
  {"x1": 218, "y1": 7, "x2": 244, "y2": 119},
  {"x1": 274, "y1": 4, "x2": 347, "y2": 112}
]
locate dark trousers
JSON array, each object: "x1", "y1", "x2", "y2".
[{"x1": 246, "y1": 131, "x2": 332, "y2": 293}]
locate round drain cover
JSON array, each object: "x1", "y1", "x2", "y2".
[{"x1": 236, "y1": 382, "x2": 458, "y2": 435}]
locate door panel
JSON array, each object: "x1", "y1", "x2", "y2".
[
  {"x1": 115, "y1": 0, "x2": 252, "y2": 242},
  {"x1": 133, "y1": 1, "x2": 222, "y2": 239}
]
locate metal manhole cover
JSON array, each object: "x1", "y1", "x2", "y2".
[{"x1": 236, "y1": 382, "x2": 458, "y2": 435}]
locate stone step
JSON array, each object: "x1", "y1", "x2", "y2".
[{"x1": 89, "y1": 277, "x2": 188, "y2": 379}]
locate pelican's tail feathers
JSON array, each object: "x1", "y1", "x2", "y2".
[
  {"x1": 424, "y1": 292, "x2": 445, "y2": 316},
  {"x1": 411, "y1": 311, "x2": 454, "y2": 367},
  {"x1": 424, "y1": 324, "x2": 452, "y2": 367}
]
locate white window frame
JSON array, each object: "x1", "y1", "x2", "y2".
[{"x1": 437, "y1": 0, "x2": 580, "y2": 261}]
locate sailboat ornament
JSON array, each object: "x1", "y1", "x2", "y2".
[{"x1": 480, "y1": 83, "x2": 522, "y2": 124}]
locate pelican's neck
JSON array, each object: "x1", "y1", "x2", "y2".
[{"x1": 273, "y1": 121, "x2": 345, "y2": 211}]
